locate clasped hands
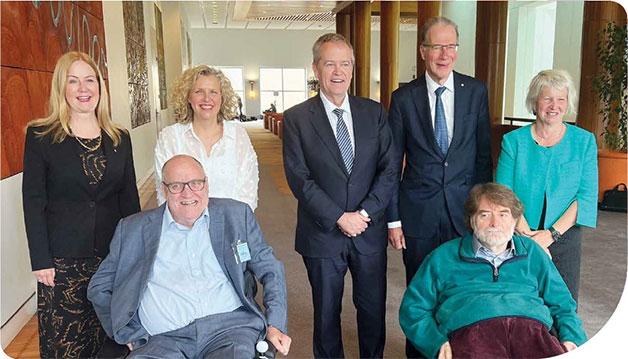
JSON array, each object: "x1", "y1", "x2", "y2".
[{"x1": 337, "y1": 211, "x2": 370, "y2": 237}]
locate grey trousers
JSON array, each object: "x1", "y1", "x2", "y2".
[
  {"x1": 128, "y1": 307, "x2": 265, "y2": 359},
  {"x1": 548, "y1": 226, "x2": 582, "y2": 304}
]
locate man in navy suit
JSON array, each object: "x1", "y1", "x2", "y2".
[
  {"x1": 385, "y1": 17, "x2": 492, "y2": 357},
  {"x1": 282, "y1": 33, "x2": 396, "y2": 358}
]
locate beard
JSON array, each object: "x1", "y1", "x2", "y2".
[{"x1": 475, "y1": 226, "x2": 515, "y2": 250}]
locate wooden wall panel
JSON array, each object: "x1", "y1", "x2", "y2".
[{"x1": 0, "y1": 1, "x2": 107, "y2": 179}]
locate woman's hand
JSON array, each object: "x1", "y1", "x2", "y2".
[
  {"x1": 33, "y1": 268, "x2": 55, "y2": 287},
  {"x1": 529, "y1": 230, "x2": 554, "y2": 249}
]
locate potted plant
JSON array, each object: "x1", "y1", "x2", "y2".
[
  {"x1": 307, "y1": 78, "x2": 319, "y2": 97},
  {"x1": 592, "y1": 21, "x2": 627, "y2": 201}
]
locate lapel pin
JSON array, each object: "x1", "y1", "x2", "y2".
[{"x1": 461, "y1": 83, "x2": 465, "y2": 87}]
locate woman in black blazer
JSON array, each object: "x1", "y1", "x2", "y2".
[{"x1": 22, "y1": 51, "x2": 141, "y2": 358}]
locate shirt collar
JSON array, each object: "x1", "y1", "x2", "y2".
[
  {"x1": 320, "y1": 91, "x2": 351, "y2": 115},
  {"x1": 163, "y1": 204, "x2": 209, "y2": 230},
  {"x1": 471, "y1": 235, "x2": 515, "y2": 257},
  {"x1": 183, "y1": 121, "x2": 235, "y2": 141},
  {"x1": 425, "y1": 71, "x2": 454, "y2": 94}
]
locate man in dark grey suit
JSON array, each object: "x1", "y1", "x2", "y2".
[
  {"x1": 282, "y1": 33, "x2": 396, "y2": 358},
  {"x1": 385, "y1": 17, "x2": 492, "y2": 358},
  {"x1": 88, "y1": 155, "x2": 291, "y2": 358}
]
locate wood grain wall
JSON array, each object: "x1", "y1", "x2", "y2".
[{"x1": 1, "y1": 1, "x2": 107, "y2": 179}]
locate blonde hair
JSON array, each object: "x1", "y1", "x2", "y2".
[
  {"x1": 525, "y1": 69, "x2": 578, "y2": 116},
  {"x1": 27, "y1": 51, "x2": 124, "y2": 145},
  {"x1": 169, "y1": 65, "x2": 237, "y2": 124}
]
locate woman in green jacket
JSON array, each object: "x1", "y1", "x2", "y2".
[{"x1": 496, "y1": 69, "x2": 598, "y2": 303}]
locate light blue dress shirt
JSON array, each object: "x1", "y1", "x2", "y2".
[
  {"x1": 139, "y1": 207, "x2": 242, "y2": 335},
  {"x1": 472, "y1": 236, "x2": 515, "y2": 268}
]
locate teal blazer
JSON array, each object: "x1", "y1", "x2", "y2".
[{"x1": 496, "y1": 123, "x2": 597, "y2": 229}]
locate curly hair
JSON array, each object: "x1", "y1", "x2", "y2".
[{"x1": 169, "y1": 65, "x2": 238, "y2": 124}]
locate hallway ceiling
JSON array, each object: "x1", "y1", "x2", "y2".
[{"x1": 181, "y1": 1, "x2": 418, "y2": 31}]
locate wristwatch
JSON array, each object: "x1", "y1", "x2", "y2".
[{"x1": 548, "y1": 226, "x2": 562, "y2": 242}]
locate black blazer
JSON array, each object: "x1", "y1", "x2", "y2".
[
  {"x1": 22, "y1": 126, "x2": 141, "y2": 270},
  {"x1": 386, "y1": 72, "x2": 492, "y2": 238},
  {"x1": 282, "y1": 95, "x2": 396, "y2": 258}
]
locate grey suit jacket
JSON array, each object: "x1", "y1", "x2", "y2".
[{"x1": 87, "y1": 198, "x2": 287, "y2": 345}]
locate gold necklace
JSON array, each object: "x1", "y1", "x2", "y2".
[
  {"x1": 532, "y1": 122, "x2": 565, "y2": 146},
  {"x1": 75, "y1": 135, "x2": 102, "y2": 151}
]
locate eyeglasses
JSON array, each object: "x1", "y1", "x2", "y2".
[
  {"x1": 162, "y1": 178, "x2": 206, "y2": 194},
  {"x1": 422, "y1": 43, "x2": 459, "y2": 52}
]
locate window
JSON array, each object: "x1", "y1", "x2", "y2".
[
  {"x1": 503, "y1": 1, "x2": 583, "y2": 124},
  {"x1": 260, "y1": 68, "x2": 307, "y2": 112},
  {"x1": 216, "y1": 66, "x2": 245, "y2": 115}
]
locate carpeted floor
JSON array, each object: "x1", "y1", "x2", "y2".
[{"x1": 243, "y1": 120, "x2": 627, "y2": 358}]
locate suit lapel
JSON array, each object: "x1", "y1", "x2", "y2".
[
  {"x1": 349, "y1": 95, "x2": 367, "y2": 176},
  {"x1": 411, "y1": 77, "x2": 443, "y2": 158},
  {"x1": 450, "y1": 71, "x2": 467, "y2": 155},
  {"x1": 208, "y1": 202, "x2": 233, "y2": 281},
  {"x1": 308, "y1": 96, "x2": 349, "y2": 176},
  {"x1": 142, "y1": 205, "x2": 165, "y2": 278}
]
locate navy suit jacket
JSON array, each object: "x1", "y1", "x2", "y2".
[
  {"x1": 386, "y1": 72, "x2": 492, "y2": 238},
  {"x1": 282, "y1": 94, "x2": 396, "y2": 258}
]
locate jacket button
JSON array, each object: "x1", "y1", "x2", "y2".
[
  {"x1": 89, "y1": 201, "x2": 95, "y2": 208},
  {"x1": 444, "y1": 162, "x2": 448, "y2": 167}
]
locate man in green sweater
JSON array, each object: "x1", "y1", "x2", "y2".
[{"x1": 399, "y1": 183, "x2": 586, "y2": 359}]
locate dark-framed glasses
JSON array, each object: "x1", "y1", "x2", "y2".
[
  {"x1": 162, "y1": 178, "x2": 206, "y2": 194},
  {"x1": 422, "y1": 43, "x2": 459, "y2": 52}
]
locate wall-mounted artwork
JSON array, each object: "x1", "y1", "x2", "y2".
[
  {"x1": 0, "y1": 1, "x2": 108, "y2": 179},
  {"x1": 154, "y1": 4, "x2": 167, "y2": 110},
  {"x1": 122, "y1": 1, "x2": 150, "y2": 129}
]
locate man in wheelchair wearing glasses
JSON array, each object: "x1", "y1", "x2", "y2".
[{"x1": 88, "y1": 155, "x2": 291, "y2": 358}]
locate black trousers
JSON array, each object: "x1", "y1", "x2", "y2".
[
  {"x1": 548, "y1": 226, "x2": 582, "y2": 304},
  {"x1": 303, "y1": 239, "x2": 387, "y2": 359},
  {"x1": 403, "y1": 213, "x2": 461, "y2": 358}
]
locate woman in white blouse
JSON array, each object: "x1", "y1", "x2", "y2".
[{"x1": 155, "y1": 65, "x2": 259, "y2": 210}]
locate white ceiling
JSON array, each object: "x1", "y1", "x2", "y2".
[{"x1": 180, "y1": 1, "x2": 418, "y2": 32}]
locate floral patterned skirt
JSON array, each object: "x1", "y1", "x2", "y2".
[{"x1": 37, "y1": 257, "x2": 105, "y2": 358}]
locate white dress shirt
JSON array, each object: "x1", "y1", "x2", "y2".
[
  {"x1": 388, "y1": 72, "x2": 455, "y2": 229},
  {"x1": 154, "y1": 121, "x2": 259, "y2": 210},
  {"x1": 320, "y1": 92, "x2": 355, "y2": 154}
]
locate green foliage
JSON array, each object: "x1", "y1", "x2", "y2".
[{"x1": 593, "y1": 22, "x2": 627, "y2": 152}]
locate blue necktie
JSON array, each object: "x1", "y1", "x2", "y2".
[
  {"x1": 332, "y1": 108, "x2": 353, "y2": 173},
  {"x1": 434, "y1": 86, "x2": 449, "y2": 155}
]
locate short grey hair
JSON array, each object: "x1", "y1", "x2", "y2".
[
  {"x1": 162, "y1": 154, "x2": 205, "y2": 182},
  {"x1": 420, "y1": 16, "x2": 459, "y2": 45},
  {"x1": 525, "y1": 69, "x2": 577, "y2": 115},
  {"x1": 312, "y1": 33, "x2": 355, "y2": 64}
]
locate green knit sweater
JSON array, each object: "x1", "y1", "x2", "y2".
[{"x1": 399, "y1": 234, "x2": 587, "y2": 358}]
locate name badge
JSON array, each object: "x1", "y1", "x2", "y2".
[{"x1": 233, "y1": 240, "x2": 251, "y2": 264}]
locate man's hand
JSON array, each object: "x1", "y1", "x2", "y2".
[
  {"x1": 563, "y1": 341, "x2": 577, "y2": 352},
  {"x1": 529, "y1": 230, "x2": 554, "y2": 249},
  {"x1": 438, "y1": 341, "x2": 452, "y2": 359},
  {"x1": 387, "y1": 227, "x2": 406, "y2": 249},
  {"x1": 336, "y1": 212, "x2": 370, "y2": 237},
  {"x1": 266, "y1": 326, "x2": 291, "y2": 356},
  {"x1": 33, "y1": 268, "x2": 55, "y2": 287}
]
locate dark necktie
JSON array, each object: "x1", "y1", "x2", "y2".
[
  {"x1": 434, "y1": 86, "x2": 449, "y2": 154},
  {"x1": 332, "y1": 108, "x2": 353, "y2": 173}
]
